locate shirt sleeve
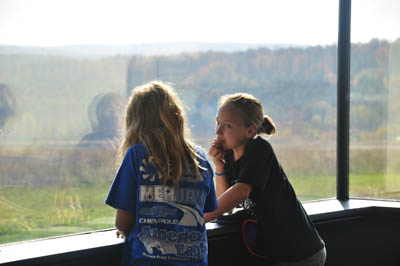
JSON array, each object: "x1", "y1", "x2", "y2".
[
  {"x1": 204, "y1": 171, "x2": 218, "y2": 213},
  {"x1": 197, "y1": 149, "x2": 218, "y2": 213},
  {"x1": 236, "y1": 142, "x2": 274, "y2": 191},
  {"x1": 105, "y1": 147, "x2": 139, "y2": 214}
]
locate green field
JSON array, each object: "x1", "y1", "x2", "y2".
[
  {"x1": 1, "y1": 173, "x2": 400, "y2": 245},
  {"x1": 291, "y1": 173, "x2": 400, "y2": 201},
  {"x1": 0, "y1": 185, "x2": 115, "y2": 244}
]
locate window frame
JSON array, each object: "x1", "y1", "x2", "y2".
[
  {"x1": 337, "y1": 0, "x2": 351, "y2": 200},
  {"x1": 2, "y1": 0, "x2": 400, "y2": 263}
]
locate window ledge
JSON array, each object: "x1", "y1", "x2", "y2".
[
  {"x1": 0, "y1": 229, "x2": 124, "y2": 264},
  {"x1": 2, "y1": 198, "x2": 400, "y2": 264},
  {"x1": 303, "y1": 198, "x2": 400, "y2": 220}
]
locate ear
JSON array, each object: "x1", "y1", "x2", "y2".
[{"x1": 246, "y1": 125, "x2": 257, "y2": 138}]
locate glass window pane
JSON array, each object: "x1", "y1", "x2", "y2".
[
  {"x1": 0, "y1": 0, "x2": 337, "y2": 245},
  {"x1": 350, "y1": 0, "x2": 400, "y2": 200}
]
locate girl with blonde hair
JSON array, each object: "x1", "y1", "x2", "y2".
[
  {"x1": 205, "y1": 93, "x2": 326, "y2": 266},
  {"x1": 106, "y1": 81, "x2": 217, "y2": 266}
]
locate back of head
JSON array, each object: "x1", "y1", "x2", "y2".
[
  {"x1": 88, "y1": 93, "x2": 126, "y2": 132},
  {"x1": 95, "y1": 93, "x2": 125, "y2": 132},
  {"x1": 219, "y1": 93, "x2": 276, "y2": 136},
  {"x1": 122, "y1": 81, "x2": 200, "y2": 185}
]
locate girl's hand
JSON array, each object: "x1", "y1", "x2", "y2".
[
  {"x1": 116, "y1": 230, "x2": 126, "y2": 239},
  {"x1": 208, "y1": 138, "x2": 225, "y2": 171}
]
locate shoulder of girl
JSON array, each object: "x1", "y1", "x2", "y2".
[
  {"x1": 126, "y1": 144, "x2": 141, "y2": 152},
  {"x1": 193, "y1": 146, "x2": 206, "y2": 158},
  {"x1": 193, "y1": 147, "x2": 213, "y2": 168},
  {"x1": 255, "y1": 135, "x2": 269, "y2": 145},
  {"x1": 253, "y1": 137, "x2": 274, "y2": 153},
  {"x1": 126, "y1": 144, "x2": 148, "y2": 157}
]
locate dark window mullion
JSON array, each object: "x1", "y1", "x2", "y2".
[{"x1": 337, "y1": 0, "x2": 351, "y2": 200}]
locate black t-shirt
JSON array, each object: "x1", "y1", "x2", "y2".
[{"x1": 224, "y1": 136, "x2": 324, "y2": 262}]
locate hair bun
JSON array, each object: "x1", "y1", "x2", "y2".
[{"x1": 263, "y1": 116, "x2": 276, "y2": 135}]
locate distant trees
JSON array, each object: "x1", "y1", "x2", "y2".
[
  {"x1": 126, "y1": 39, "x2": 396, "y2": 145},
  {"x1": 0, "y1": 38, "x2": 397, "y2": 147}
]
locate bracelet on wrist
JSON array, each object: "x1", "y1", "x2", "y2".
[{"x1": 215, "y1": 172, "x2": 225, "y2": 176}]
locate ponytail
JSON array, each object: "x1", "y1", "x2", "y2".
[{"x1": 260, "y1": 115, "x2": 276, "y2": 135}]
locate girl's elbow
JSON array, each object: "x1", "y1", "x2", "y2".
[
  {"x1": 237, "y1": 182, "x2": 252, "y2": 198},
  {"x1": 204, "y1": 212, "x2": 212, "y2": 223},
  {"x1": 115, "y1": 221, "x2": 133, "y2": 237},
  {"x1": 115, "y1": 209, "x2": 135, "y2": 233},
  {"x1": 115, "y1": 221, "x2": 128, "y2": 232}
]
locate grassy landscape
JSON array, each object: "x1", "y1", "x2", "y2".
[
  {"x1": 0, "y1": 184, "x2": 115, "y2": 244},
  {"x1": 1, "y1": 144, "x2": 399, "y2": 245},
  {"x1": 291, "y1": 173, "x2": 400, "y2": 202},
  {"x1": 2, "y1": 172, "x2": 400, "y2": 245},
  {"x1": 0, "y1": 147, "x2": 118, "y2": 245}
]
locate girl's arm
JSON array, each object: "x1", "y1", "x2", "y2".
[
  {"x1": 115, "y1": 208, "x2": 135, "y2": 238},
  {"x1": 204, "y1": 182, "x2": 252, "y2": 223},
  {"x1": 215, "y1": 174, "x2": 229, "y2": 197}
]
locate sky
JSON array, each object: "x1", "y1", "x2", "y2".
[{"x1": 0, "y1": 0, "x2": 399, "y2": 47}]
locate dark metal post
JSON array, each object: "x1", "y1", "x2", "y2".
[{"x1": 337, "y1": 0, "x2": 351, "y2": 200}]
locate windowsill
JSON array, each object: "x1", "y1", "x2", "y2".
[
  {"x1": 2, "y1": 198, "x2": 400, "y2": 264},
  {"x1": 303, "y1": 198, "x2": 400, "y2": 220},
  {"x1": 0, "y1": 229, "x2": 124, "y2": 264}
]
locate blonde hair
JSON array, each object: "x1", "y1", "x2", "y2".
[
  {"x1": 219, "y1": 93, "x2": 276, "y2": 135},
  {"x1": 121, "y1": 81, "x2": 201, "y2": 186}
]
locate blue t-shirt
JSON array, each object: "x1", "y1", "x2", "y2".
[{"x1": 105, "y1": 144, "x2": 218, "y2": 266}]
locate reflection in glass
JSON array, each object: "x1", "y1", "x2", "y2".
[
  {"x1": 0, "y1": 0, "x2": 339, "y2": 245},
  {"x1": 0, "y1": 58, "x2": 128, "y2": 244},
  {"x1": 77, "y1": 92, "x2": 125, "y2": 150},
  {"x1": 71, "y1": 92, "x2": 125, "y2": 186},
  {"x1": 0, "y1": 84, "x2": 17, "y2": 137}
]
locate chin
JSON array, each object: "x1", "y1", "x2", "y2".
[{"x1": 221, "y1": 144, "x2": 231, "y2": 151}]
